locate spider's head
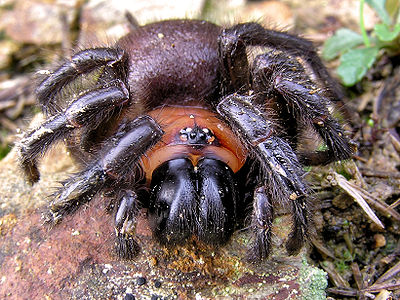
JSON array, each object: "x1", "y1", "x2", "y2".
[{"x1": 140, "y1": 106, "x2": 248, "y2": 245}]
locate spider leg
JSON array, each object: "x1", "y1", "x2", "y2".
[
  {"x1": 251, "y1": 186, "x2": 273, "y2": 259},
  {"x1": 217, "y1": 94, "x2": 310, "y2": 259},
  {"x1": 45, "y1": 116, "x2": 163, "y2": 225},
  {"x1": 114, "y1": 190, "x2": 140, "y2": 259},
  {"x1": 218, "y1": 24, "x2": 353, "y2": 165},
  {"x1": 218, "y1": 22, "x2": 343, "y2": 100},
  {"x1": 36, "y1": 48, "x2": 128, "y2": 113},
  {"x1": 251, "y1": 53, "x2": 353, "y2": 164},
  {"x1": 18, "y1": 82, "x2": 129, "y2": 183}
]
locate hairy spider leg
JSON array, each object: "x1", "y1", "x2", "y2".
[
  {"x1": 44, "y1": 116, "x2": 163, "y2": 257},
  {"x1": 114, "y1": 190, "x2": 141, "y2": 259},
  {"x1": 217, "y1": 95, "x2": 310, "y2": 259},
  {"x1": 218, "y1": 22, "x2": 343, "y2": 100},
  {"x1": 251, "y1": 52, "x2": 353, "y2": 164},
  {"x1": 36, "y1": 48, "x2": 128, "y2": 114},
  {"x1": 218, "y1": 23, "x2": 353, "y2": 165},
  {"x1": 18, "y1": 82, "x2": 129, "y2": 183},
  {"x1": 252, "y1": 186, "x2": 273, "y2": 259}
]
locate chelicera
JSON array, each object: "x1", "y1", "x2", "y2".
[{"x1": 18, "y1": 19, "x2": 353, "y2": 260}]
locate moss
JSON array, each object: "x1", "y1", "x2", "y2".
[
  {"x1": 0, "y1": 144, "x2": 10, "y2": 160},
  {"x1": 299, "y1": 259, "x2": 327, "y2": 300}
]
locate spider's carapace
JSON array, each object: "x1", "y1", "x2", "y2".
[{"x1": 141, "y1": 106, "x2": 247, "y2": 182}]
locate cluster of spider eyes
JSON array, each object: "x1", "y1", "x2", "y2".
[{"x1": 178, "y1": 127, "x2": 215, "y2": 144}]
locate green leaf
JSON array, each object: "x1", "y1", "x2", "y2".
[
  {"x1": 386, "y1": 0, "x2": 400, "y2": 20},
  {"x1": 375, "y1": 23, "x2": 400, "y2": 41},
  {"x1": 322, "y1": 29, "x2": 364, "y2": 60},
  {"x1": 337, "y1": 47, "x2": 379, "y2": 86},
  {"x1": 366, "y1": 0, "x2": 391, "y2": 25}
]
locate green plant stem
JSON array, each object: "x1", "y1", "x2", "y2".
[
  {"x1": 396, "y1": 5, "x2": 400, "y2": 24},
  {"x1": 360, "y1": 0, "x2": 371, "y2": 47}
]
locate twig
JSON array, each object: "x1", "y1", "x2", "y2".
[
  {"x1": 321, "y1": 260, "x2": 350, "y2": 288},
  {"x1": 333, "y1": 172, "x2": 385, "y2": 229},
  {"x1": 375, "y1": 260, "x2": 400, "y2": 284},
  {"x1": 366, "y1": 279, "x2": 400, "y2": 292},
  {"x1": 359, "y1": 167, "x2": 400, "y2": 179},
  {"x1": 327, "y1": 287, "x2": 358, "y2": 297},
  {"x1": 311, "y1": 238, "x2": 336, "y2": 259}
]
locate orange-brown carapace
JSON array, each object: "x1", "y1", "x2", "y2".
[{"x1": 142, "y1": 106, "x2": 247, "y2": 182}]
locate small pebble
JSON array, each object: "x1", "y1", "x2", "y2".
[
  {"x1": 137, "y1": 277, "x2": 146, "y2": 286},
  {"x1": 124, "y1": 293, "x2": 135, "y2": 300},
  {"x1": 374, "y1": 233, "x2": 386, "y2": 248},
  {"x1": 149, "y1": 256, "x2": 158, "y2": 266}
]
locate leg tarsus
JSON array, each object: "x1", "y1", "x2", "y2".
[
  {"x1": 114, "y1": 190, "x2": 141, "y2": 259},
  {"x1": 251, "y1": 186, "x2": 273, "y2": 260},
  {"x1": 115, "y1": 233, "x2": 140, "y2": 260},
  {"x1": 285, "y1": 195, "x2": 311, "y2": 255}
]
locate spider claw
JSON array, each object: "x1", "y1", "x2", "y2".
[
  {"x1": 41, "y1": 210, "x2": 61, "y2": 227},
  {"x1": 115, "y1": 233, "x2": 140, "y2": 260}
]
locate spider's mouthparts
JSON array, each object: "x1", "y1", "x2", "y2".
[{"x1": 148, "y1": 157, "x2": 238, "y2": 245}]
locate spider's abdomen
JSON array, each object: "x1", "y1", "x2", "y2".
[
  {"x1": 117, "y1": 20, "x2": 222, "y2": 108},
  {"x1": 141, "y1": 106, "x2": 247, "y2": 182}
]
